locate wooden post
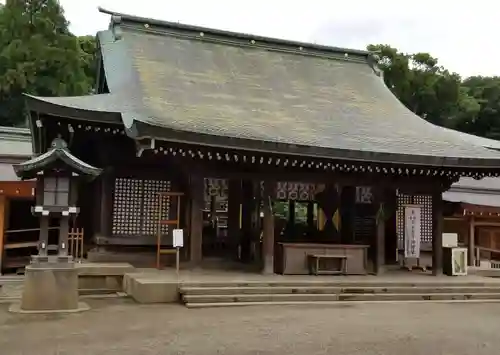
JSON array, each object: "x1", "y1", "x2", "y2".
[
  {"x1": 228, "y1": 179, "x2": 242, "y2": 260},
  {"x1": 98, "y1": 174, "x2": 113, "y2": 237},
  {"x1": 432, "y1": 191, "x2": 444, "y2": 276},
  {"x1": 59, "y1": 216, "x2": 70, "y2": 257},
  {"x1": 39, "y1": 216, "x2": 49, "y2": 257},
  {"x1": 189, "y1": 175, "x2": 203, "y2": 265},
  {"x1": 468, "y1": 216, "x2": 475, "y2": 266},
  {"x1": 0, "y1": 195, "x2": 5, "y2": 273},
  {"x1": 240, "y1": 180, "x2": 253, "y2": 262},
  {"x1": 374, "y1": 188, "x2": 386, "y2": 275},
  {"x1": 176, "y1": 246, "x2": 180, "y2": 277},
  {"x1": 262, "y1": 180, "x2": 275, "y2": 274}
]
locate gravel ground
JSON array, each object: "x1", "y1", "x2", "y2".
[{"x1": 0, "y1": 299, "x2": 499, "y2": 355}]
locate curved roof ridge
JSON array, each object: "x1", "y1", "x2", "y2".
[{"x1": 97, "y1": 7, "x2": 372, "y2": 60}]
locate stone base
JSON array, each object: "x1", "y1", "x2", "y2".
[
  {"x1": 30, "y1": 255, "x2": 74, "y2": 266},
  {"x1": 20, "y1": 264, "x2": 84, "y2": 312},
  {"x1": 124, "y1": 273, "x2": 179, "y2": 303},
  {"x1": 9, "y1": 302, "x2": 89, "y2": 314}
]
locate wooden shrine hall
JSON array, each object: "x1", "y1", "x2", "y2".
[{"x1": 18, "y1": 8, "x2": 500, "y2": 276}]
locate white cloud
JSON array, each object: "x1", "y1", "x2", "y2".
[{"x1": 60, "y1": 0, "x2": 500, "y2": 78}]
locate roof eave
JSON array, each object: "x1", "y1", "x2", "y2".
[
  {"x1": 130, "y1": 120, "x2": 500, "y2": 171},
  {"x1": 24, "y1": 94, "x2": 123, "y2": 125}
]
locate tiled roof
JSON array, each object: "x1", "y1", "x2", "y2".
[
  {"x1": 0, "y1": 126, "x2": 32, "y2": 160},
  {"x1": 23, "y1": 9, "x2": 500, "y2": 168}
]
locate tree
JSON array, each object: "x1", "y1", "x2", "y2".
[
  {"x1": 78, "y1": 35, "x2": 97, "y2": 92},
  {"x1": 0, "y1": 0, "x2": 95, "y2": 127},
  {"x1": 455, "y1": 76, "x2": 500, "y2": 139},
  {"x1": 367, "y1": 44, "x2": 480, "y2": 128}
]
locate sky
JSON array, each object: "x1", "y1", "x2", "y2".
[{"x1": 56, "y1": 1, "x2": 500, "y2": 78}]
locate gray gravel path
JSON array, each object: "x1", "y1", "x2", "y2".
[{"x1": 0, "y1": 299, "x2": 499, "y2": 355}]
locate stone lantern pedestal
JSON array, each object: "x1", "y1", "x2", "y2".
[
  {"x1": 9, "y1": 137, "x2": 102, "y2": 314},
  {"x1": 18, "y1": 261, "x2": 86, "y2": 313}
]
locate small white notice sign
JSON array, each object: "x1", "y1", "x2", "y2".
[{"x1": 173, "y1": 229, "x2": 184, "y2": 248}]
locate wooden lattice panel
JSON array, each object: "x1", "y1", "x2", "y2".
[
  {"x1": 112, "y1": 178, "x2": 171, "y2": 236},
  {"x1": 396, "y1": 193, "x2": 433, "y2": 249},
  {"x1": 204, "y1": 178, "x2": 228, "y2": 198},
  {"x1": 142, "y1": 180, "x2": 171, "y2": 236},
  {"x1": 204, "y1": 178, "x2": 228, "y2": 211},
  {"x1": 112, "y1": 178, "x2": 143, "y2": 235},
  {"x1": 275, "y1": 181, "x2": 316, "y2": 200}
]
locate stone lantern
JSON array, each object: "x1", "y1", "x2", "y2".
[{"x1": 11, "y1": 137, "x2": 101, "y2": 313}]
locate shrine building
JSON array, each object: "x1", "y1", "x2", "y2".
[{"x1": 19, "y1": 8, "x2": 500, "y2": 276}]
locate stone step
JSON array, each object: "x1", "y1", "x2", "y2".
[
  {"x1": 180, "y1": 286, "x2": 500, "y2": 296},
  {"x1": 185, "y1": 299, "x2": 500, "y2": 308},
  {"x1": 182, "y1": 292, "x2": 500, "y2": 305},
  {"x1": 180, "y1": 281, "x2": 500, "y2": 289}
]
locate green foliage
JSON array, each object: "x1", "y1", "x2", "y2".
[
  {"x1": 367, "y1": 44, "x2": 500, "y2": 140},
  {"x1": 367, "y1": 44, "x2": 480, "y2": 128},
  {"x1": 0, "y1": 0, "x2": 96, "y2": 127},
  {"x1": 456, "y1": 76, "x2": 500, "y2": 139}
]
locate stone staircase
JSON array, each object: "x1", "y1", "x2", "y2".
[{"x1": 180, "y1": 281, "x2": 500, "y2": 308}]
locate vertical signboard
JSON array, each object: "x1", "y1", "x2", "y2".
[{"x1": 404, "y1": 205, "x2": 422, "y2": 258}]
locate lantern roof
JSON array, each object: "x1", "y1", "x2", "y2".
[{"x1": 13, "y1": 137, "x2": 102, "y2": 180}]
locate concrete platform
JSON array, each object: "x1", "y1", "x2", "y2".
[
  {"x1": 124, "y1": 272, "x2": 179, "y2": 303},
  {"x1": 76, "y1": 262, "x2": 135, "y2": 293},
  {"x1": 124, "y1": 268, "x2": 500, "y2": 305},
  {"x1": 469, "y1": 267, "x2": 500, "y2": 278}
]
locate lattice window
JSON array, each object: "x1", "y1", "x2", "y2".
[
  {"x1": 396, "y1": 193, "x2": 433, "y2": 249},
  {"x1": 112, "y1": 178, "x2": 142, "y2": 235},
  {"x1": 142, "y1": 180, "x2": 171, "y2": 235},
  {"x1": 111, "y1": 178, "x2": 171, "y2": 236}
]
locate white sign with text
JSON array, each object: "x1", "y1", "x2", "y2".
[
  {"x1": 404, "y1": 206, "x2": 422, "y2": 258},
  {"x1": 173, "y1": 229, "x2": 184, "y2": 248}
]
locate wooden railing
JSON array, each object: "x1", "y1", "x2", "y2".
[
  {"x1": 475, "y1": 246, "x2": 500, "y2": 268},
  {"x1": 68, "y1": 228, "x2": 84, "y2": 262}
]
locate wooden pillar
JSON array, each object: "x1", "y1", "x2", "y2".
[
  {"x1": 468, "y1": 216, "x2": 475, "y2": 266},
  {"x1": 432, "y1": 191, "x2": 444, "y2": 276},
  {"x1": 228, "y1": 179, "x2": 242, "y2": 260},
  {"x1": 241, "y1": 180, "x2": 253, "y2": 262},
  {"x1": 262, "y1": 180, "x2": 275, "y2": 274},
  {"x1": 39, "y1": 216, "x2": 49, "y2": 257},
  {"x1": 189, "y1": 175, "x2": 204, "y2": 265},
  {"x1": 374, "y1": 188, "x2": 386, "y2": 275},
  {"x1": 0, "y1": 195, "x2": 5, "y2": 273},
  {"x1": 59, "y1": 216, "x2": 70, "y2": 257},
  {"x1": 99, "y1": 174, "x2": 112, "y2": 236}
]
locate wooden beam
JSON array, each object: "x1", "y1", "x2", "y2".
[
  {"x1": 171, "y1": 157, "x2": 450, "y2": 189},
  {"x1": 0, "y1": 181, "x2": 35, "y2": 199}
]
